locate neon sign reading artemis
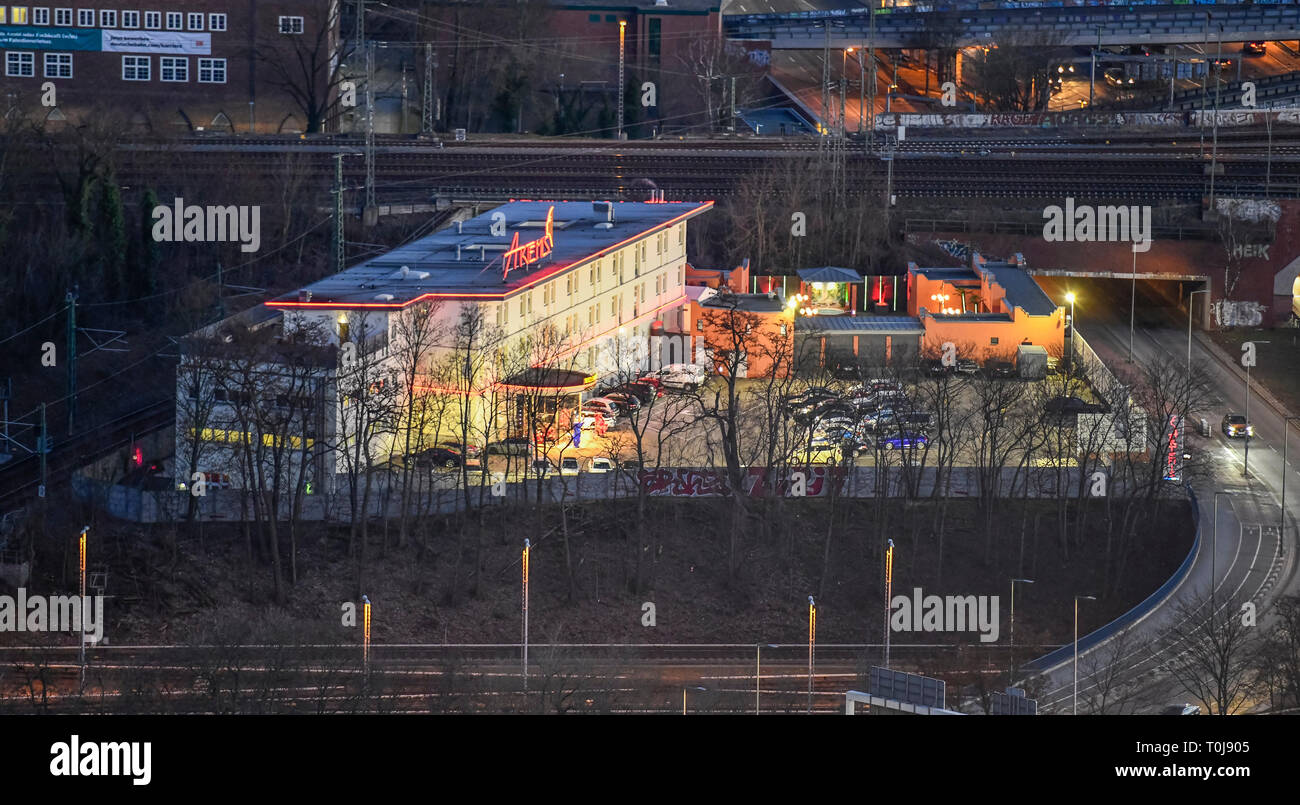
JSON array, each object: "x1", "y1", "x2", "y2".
[{"x1": 503, "y1": 205, "x2": 555, "y2": 279}]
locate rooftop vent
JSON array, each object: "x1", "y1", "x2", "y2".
[
  {"x1": 592, "y1": 200, "x2": 614, "y2": 223},
  {"x1": 391, "y1": 265, "x2": 430, "y2": 280},
  {"x1": 298, "y1": 289, "x2": 313, "y2": 303}
]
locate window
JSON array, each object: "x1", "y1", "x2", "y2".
[
  {"x1": 165, "y1": 11, "x2": 181, "y2": 29},
  {"x1": 160, "y1": 56, "x2": 186, "y2": 82},
  {"x1": 11, "y1": 6, "x2": 29, "y2": 24},
  {"x1": 44, "y1": 51, "x2": 71, "y2": 77},
  {"x1": 0, "y1": 8, "x2": 7, "y2": 23},
  {"x1": 208, "y1": 13, "x2": 225, "y2": 31},
  {"x1": 587, "y1": 13, "x2": 599, "y2": 22},
  {"x1": 121, "y1": 9, "x2": 137, "y2": 27},
  {"x1": 99, "y1": 9, "x2": 115, "y2": 27},
  {"x1": 990, "y1": 337, "x2": 999, "y2": 346},
  {"x1": 33, "y1": 6, "x2": 48, "y2": 24},
  {"x1": 76, "y1": 8, "x2": 92, "y2": 26},
  {"x1": 605, "y1": 14, "x2": 616, "y2": 22},
  {"x1": 278, "y1": 15, "x2": 303, "y2": 34},
  {"x1": 197, "y1": 58, "x2": 226, "y2": 83},
  {"x1": 144, "y1": 9, "x2": 158, "y2": 28},
  {"x1": 54, "y1": 7, "x2": 69, "y2": 24},
  {"x1": 187, "y1": 12, "x2": 201, "y2": 29},
  {"x1": 696, "y1": 318, "x2": 704, "y2": 333},
  {"x1": 122, "y1": 55, "x2": 149, "y2": 80},
  {"x1": 6, "y1": 52, "x2": 35, "y2": 77}
]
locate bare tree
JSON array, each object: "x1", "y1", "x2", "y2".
[{"x1": 1156, "y1": 588, "x2": 1261, "y2": 715}]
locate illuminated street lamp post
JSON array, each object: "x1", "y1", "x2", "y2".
[
  {"x1": 1009, "y1": 578, "x2": 1034, "y2": 680},
  {"x1": 883, "y1": 539, "x2": 894, "y2": 668},
  {"x1": 1064, "y1": 292, "x2": 1076, "y2": 371},
  {"x1": 682, "y1": 685, "x2": 706, "y2": 715},
  {"x1": 522, "y1": 538, "x2": 531, "y2": 691},
  {"x1": 807, "y1": 596, "x2": 817, "y2": 714},
  {"x1": 1073, "y1": 594, "x2": 1096, "y2": 715},
  {"x1": 1243, "y1": 341, "x2": 1268, "y2": 478},
  {"x1": 1212, "y1": 491, "x2": 1234, "y2": 615},
  {"x1": 79, "y1": 526, "x2": 87, "y2": 692},
  {"x1": 1187, "y1": 288, "x2": 1209, "y2": 372},
  {"x1": 1283, "y1": 418, "x2": 1300, "y2": 543},
  {"x1": 1129, "y1": 244, "x2": 1137, "y2": 362},
  {"x1": 617, "y1": 21, "x2": 626, "y2": 140},
  {"x1": 362, "y1": 594, "x2": 371, "y2": 678}
]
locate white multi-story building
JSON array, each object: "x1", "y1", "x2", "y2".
[{"x1": 175, "y1": 199, "x2": 714, "y2": 490}]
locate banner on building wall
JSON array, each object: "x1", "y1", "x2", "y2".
[
  {"x1": 0, "y1": 25, "x2": 100, "y2": 50},
  {"x1": 101, "y1": 30, "x2": 211, "y2": 54},
  {"x1": 0, "y1": 26, "x2": 212, "y2": 54}
]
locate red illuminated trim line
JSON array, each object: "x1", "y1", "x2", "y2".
[{"x1": 266, "y1": 202, "x2": 714, "y2": 310}]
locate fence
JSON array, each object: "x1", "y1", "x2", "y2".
[{"x1": 1020, "y1": 485, "x2": 1200, "y2": 675}]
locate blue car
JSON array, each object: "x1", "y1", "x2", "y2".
[{"x1": 879, "y1": 431, "x2": 928, "y2": 451}]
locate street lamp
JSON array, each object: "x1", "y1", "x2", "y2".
[
  {"x1": 883, "y1": 538, "x2": 894, "y2": 668},
  {"x1": 1064, "y1": 292, "x2": 1076, "y2": 371},
  {"x1": 362, "y1": 594, "x2": 371, "y2": 677},
  {"x1": 79, "y1": 526, "x2": 88, "y2": 692},
  {"x1": 755, "y1": 642, "x2": 778, "y2": 715},
  {"x1": 522, "y1": 538, "x2": 531, "y2": 690},
  {"x1": 682, "y1": 685, "x2": 707, "y2": 715},
  {"x1": 617, "y1": 20, "x2": 626, "y2": 140},
  {"x1": 1073, "y1": 594, "x2": 1096, "y2": 715},
  {"x1": 1283, "y1": 418, "x2": 1300, "y2": 543},
  {"x1": 1129, "y1": 243, "x2": 1138, "y2": 362},
  {"x1": 1243, "y1": 341, "x2": 1268, "y2": 477},
  {"x1": 808, "y1": 596, "x2": 817, "y2": 714},
  {"x1": 1187, "y1": 288, "x2": 1209, "y2": 372},
  {"x1": 1212, "y1": 491, "x2": 1233, "y2": 615},
  {"x1": 1010, "y1": 578, "x2": 1035, "y2": 681}
]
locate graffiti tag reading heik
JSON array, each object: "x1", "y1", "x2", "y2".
[
  {"x1": 890, "y1": 588, "x2": 999, "y2": 642},
  {"x1": 1043, "y1": 198, "x2": 1152, "y2": 252}
]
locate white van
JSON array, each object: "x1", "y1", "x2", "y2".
[{"x1": 658, "y1": 363, "x2": 707, "y2": 391}]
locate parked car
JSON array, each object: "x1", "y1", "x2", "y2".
[
  {"x1": 1158, "y1": 703, "x2": 1201, "y2": 715},
  {"x1": 635, "y1": 375, "x2": 664, "y2": 392},
  {"x1": 1044, "y1": 396, "x2": 1106, "y2": 415},
  {"x1": 955, "y1": 358, "x2": 979, "y2": 375},
  {"x1": 796, "y1": 399, "x2": 854, "y2": 424},
  {"x1": 987, "y1": 360, "x2": 1016, "y2": 379},
  {"x1": 586, "y1": 457, "x2": 617, "y2": 473},
  {"x1": 485, "y1": 436, "x2": 532, "y2": 456},
  {"x1": 583, "y1": 397, "x2": 622, "y2": 417},
  {"x1": 1221, "y1": 413, "x2": 1253, "y2": 439},
  {"x1": 579, "y1": 410, "x2": 618, "y2": 430},
  {"x1": 437, "y1": 440, "x2": 481, "y2": 458},
  {"x1": 926, "y1": 359, "x2": 952, "y2": 376},
  {"x1": 658, "y1": 363, "x2": 707, "y2": 391},
  {"x1": 529, "y1": 459, "x2": 558, "y2": 478},
  {"x1": 900, "y1": 411, "x2": 933, "y2": 430},
  {"x1": 879, "y1": 431, "x2": 928, "y2": 450},
  {"x1": 605, "y1": 382, "x2": 656, "y2": 403},
  {"x1": 786, "y1": 388, "x2": 839, "y2": 412},
  {"x1": 602, "y1": 391, "x2": 641, "y2": 412},
  {"x1": 413, "y1": 447, "x2": 464, "y2": 469},
  {"x1": 793, "y1": 445, "x2": 845, "y2": 465},
  {"x1": 559, "y1": 456, "x2": 581, "y2": 476}
]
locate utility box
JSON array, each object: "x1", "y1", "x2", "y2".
[{"x1": 1017, "y1": 345, "x2": 1048, "y2": 380}]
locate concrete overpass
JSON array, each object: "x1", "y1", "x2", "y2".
[{"x1": 726, "y1": 3, "x2": 1300, "y2": 49}]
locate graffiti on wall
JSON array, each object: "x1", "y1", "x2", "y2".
[
  {"x1": 639, "y1": 467, "x2": 847, "y2": 498},
  {"x1": 1213, "y1": 300, "x2": 1267, "y2": 327}
]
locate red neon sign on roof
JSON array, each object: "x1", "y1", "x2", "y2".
[{"x1": 503, "y1": 205, "x2": 555, "y2": 280}]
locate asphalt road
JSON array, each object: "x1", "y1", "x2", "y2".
[{"x1": 1030, "y1": 274, "x2": 1295, "y2": 713}]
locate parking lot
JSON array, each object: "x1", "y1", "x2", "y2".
[{"x1": 418, "y1": 361, "x2": 1117, "y2": 480}]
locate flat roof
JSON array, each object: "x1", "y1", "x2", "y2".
[
  {"x1": 914, "y1": 267, "x2": 980, "y2": 283},
  {"x1": 701, "y1": 292, "x2": 786, "y2": 313},
  {"x1": 797, "y1": 315, "x2": 925, "y2": 334},
  {"x1": 983, "y1": 264, "x2": 1058, "y2": 317},
  {"x1": 268, "y1": 200, "x2": 713, "y2": 310}
]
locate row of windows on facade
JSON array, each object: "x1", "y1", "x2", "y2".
[
  {"x1": 4, "y1": 51, "x2": 225, "y2": 80},
  {"x1": 495, "y1": 263, "x2": 683, "y2": 330},
  {"x1": 0, "y1": 7, "x2": 304, "y2": 33}
]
